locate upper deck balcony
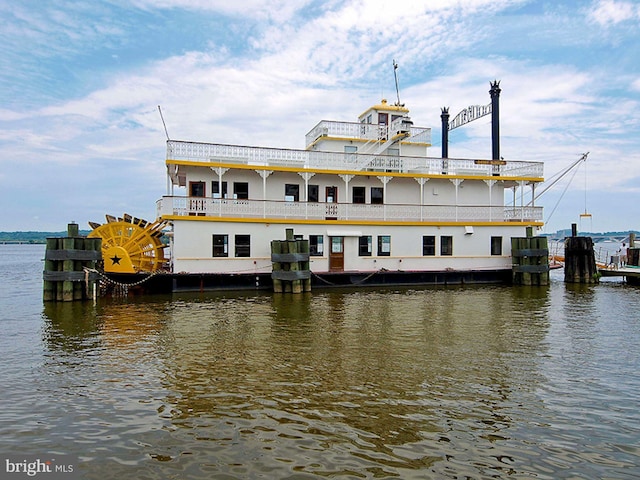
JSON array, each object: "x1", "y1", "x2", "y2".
[
  {"x1": 157, "y1": 196, "x2": 544, "y2": 224},
  {"x1": 166, "y1": 140, "x2": 544, "y2": 180},
  {"x1": 304, "y1": 118, "x2": 431, "y2": 148}
]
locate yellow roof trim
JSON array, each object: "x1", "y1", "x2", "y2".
[
  {"x1": 166, "y1": 159, "x2": 543, "y2": 183},
  {"x1": 358, "y1": 99, "x2": 409, "y2": 118}
]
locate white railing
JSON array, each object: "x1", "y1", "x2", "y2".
[
  {"x1": 304, "y1": 120, "x2": 431, "y2": 146},
  {"x1": 157, "y1": 196, "x2": 544, "y2": 223},
  {"x1": 167, "y1": 140, "x2": 544, "y2": 178}
]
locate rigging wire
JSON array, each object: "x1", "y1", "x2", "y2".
[
  {"x1": 579, "y1": 156, "x2": 592, "y2": 231},
  {"x1": 584, "y1": 157, "x2": 588, "y2": 215},
  {"x1": 158, "y1": 105, "x2": 170, "y2": 140},
  {"x1": 505, "y1": 153, "x2": 589, "y2": 208},
  {"x1": 531, "y1": 152, "x2": 588, "y2": 203},
  {"x1": 544, "y1": 160, "x2": 583, "y2": 225}
]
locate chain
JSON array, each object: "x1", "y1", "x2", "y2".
[
  {"x1": 83, "y1": 267, "x2": 161, "y2": 287},
  {"x1": 311, "y1": 268, "x2": 386, "y2": 286}
]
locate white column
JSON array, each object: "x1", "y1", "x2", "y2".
[
  {"x1": 299, "y1": 172, "x2": 316, "y2": 219},
  {"x1": 484, "y1": 179, "x2": 497, "y2": 221},
  {"x1": 212, "y1": 167, "x2": 229, "y2": 217},
  {"x1": 259, "y1": 170, "x2": 273, "y2": 218},
  {"x1": 531, "y1": 183, "x2": 536, "y2": 207},
  {"x1": 299, "y1": 172, "x2": 316, "y2": 201},
  {"x1": 376, "y1": 176, "x2": 392, "y2": 220},
  {"x1": 450, "y1": 179, "x2": 463, "y2": 222},
  {"x1": 415, "y1": 177, "x2": 429, "y2": 221},
  {"x1": 339, "y1": 174, "x2": 354, "y2": 219},
  {"x1": 519, "y1": 180, "x2": 527, "y2": 221}
]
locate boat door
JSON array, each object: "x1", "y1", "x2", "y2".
[
  {"x1": 325, "y1": 186, "x2": 338, "y2": 220},
  {"x1": 329, "y1": 236, "x2": 344, "y2": 272}
]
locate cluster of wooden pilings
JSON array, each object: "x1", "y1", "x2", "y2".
[
  {"x1": 271, "y1": 229, "x2": 311, "y2": 293},
  {"x1": 511, "y1": 227, "x2": 550, "y2": 285},
  {"x1": 43, "y1": 223, "x2": 102, "y2": 301},
  {"x1": 564, "y1": 224, "x2": 598, "y2": 284}
]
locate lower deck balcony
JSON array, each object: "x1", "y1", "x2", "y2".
[{"x1": 157, "y1": 196, "x2": 543, "y2": 224}]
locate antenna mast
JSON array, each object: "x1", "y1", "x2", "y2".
[
  {"x1": 393, "y1": 60, "x2": 402, "y2": 106},
  {"x1": 158, "y1": 105, "x2": 170, "y2": 140}
]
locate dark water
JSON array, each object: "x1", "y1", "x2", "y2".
[{"x1": 1, "y1": 244, "x2": 639, "y2": 479}]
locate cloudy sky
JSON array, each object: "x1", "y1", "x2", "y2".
[{"x1": 1, "y1": 0, "x2": 639, "y2": 234}]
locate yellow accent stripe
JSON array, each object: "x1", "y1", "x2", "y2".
[
  {"x1": 358, "y1": 103, "x2": 409, "y2": 117},
  {"x1": 161, "y1": 215, "x2": 543, "y2": 228},
  {"x1": 166, "y1": 159, "x2": 543, "y2": 183}
]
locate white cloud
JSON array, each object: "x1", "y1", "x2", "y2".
[{"x1": 586, "y1": 0, "x2": 640, "y2": 26}]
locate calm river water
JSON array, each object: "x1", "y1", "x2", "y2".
[{"x1": 1, "y1": 244, "x2": 639, "y2": 479}]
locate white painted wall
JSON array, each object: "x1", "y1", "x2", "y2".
[{"x1": 171, "y1": 220, "x2": 528, "y2": 274}]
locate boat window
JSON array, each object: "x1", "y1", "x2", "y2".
[
  {"x1": 331, "y1": 237, "x2": 343, "y2": 253},
  {"x1": 212, "y1": 181, "x2": 227, "y2": 198},
  {"x1": 189, "y1": 181, "x2": 206, "y2": 197},
  {"x1": 212, "y1": 234, "x2": 228, "y2": 257},
  {"x1": 308, "y1": 184, "x2": 319, "y2": 202},
  {"x1": 423, "y1": 236, "x2": 436, "y2": 256},
  {"x1": 352, "y1": 186, "x2": 366, "y2": 204},
  {"x1": 377, "y1": 235, "x2": 391, "y2": 256},
  {"x1": 344, "y1": 145, "x2": 357, "y2": 163},
  {"x1": 235, "y1": 235, "x2": 250, "y2": 257},
  {"x1": 326, "y1": 186, "x2": 337, "y2": 203},
  {"x1": 441, "y1": 236, "x2": 453, "y2": 256},
  {"x1": 371, "y1": 187, "x2": 384, "y2": 204},
  {"x1": 359, "y1": 236, "x2": 372, "y2": 256},
  {"x1": 285, "y1": 184, "x2": 300, "y2": 201},
  {"x1": 309, "y1": 235, "x2": 324, "y2": 256},
  {"x1": 491, "y1": 236, "x2": 503, "y2": 256},
  {"x1": 233, "y1": 182, "x2": 249, "y2": 199}
]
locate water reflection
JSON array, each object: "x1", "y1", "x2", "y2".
[
  {"x1": 133, "y1": 286, "x2": 552, "y2": 477},
  {"x1": 37, "y1": 282, "x2": 640, "y2": 479}
]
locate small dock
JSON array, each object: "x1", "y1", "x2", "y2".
[{"x1": 598, "y1": 266, "x2": 640, "y2": 281}]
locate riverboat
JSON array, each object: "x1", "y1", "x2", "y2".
[{"x1": 147, "y1": 98, "x2": 544, "y2": 290}]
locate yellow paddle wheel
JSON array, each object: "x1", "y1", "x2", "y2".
[{"x1": 88, "y1": 214, "x2": 168, "y2": 273}]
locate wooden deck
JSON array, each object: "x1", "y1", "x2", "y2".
[{"x1": 598, "y1": 266, "x2": 640, "y2": 279}]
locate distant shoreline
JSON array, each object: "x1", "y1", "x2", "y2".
[{"x1": 0, "y1": 231, "x2": 91, "y2": 244}]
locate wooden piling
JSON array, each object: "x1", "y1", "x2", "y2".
[
  {"x1": 286, "y1": 229, "x2": 302, "y2": 294},
  {"x1": 563, "y1": 224, "x2": 598, "y2": 284},
  {"x1": 43, "y1": 223, "x2": 102, "y2": 301},
  {"x1": 43, "y1": 238, "x2": 59, "y2": 302},
  {"x1": 271, "y1": 240, "x2": 283, "y2": 293},
  {"x1": 511, "y1": 229, "x2": 550, "y2": 286},
  {"x1": 627, "y1": 233, "x2": 638, "y2": 268},
  {"x1": 271, "y1": 229, "x2": 311, "y2": 293},
  {"x1": 300, "y1": 237, "x2": 311, "y2": 292}
]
